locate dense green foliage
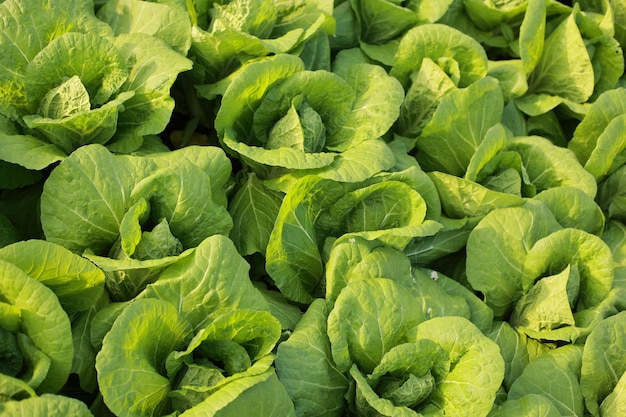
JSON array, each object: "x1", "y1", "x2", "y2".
[{"x1": 1, "y1": 0, "x2": 626, "y2": 416}]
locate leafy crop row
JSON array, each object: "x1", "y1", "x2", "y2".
[{"x1": 1, "y1": 0, "x2": 626, "y2": 416}]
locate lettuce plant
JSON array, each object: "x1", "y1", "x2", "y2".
[
  {"x1": 40, "y1": 144, "x2": 232, "y2": 300},
  {"x1": 0, "y1": 240, "x2": 104, "y2": 399},
  {"x1": 0, "y1": 0, "x2": 192, "y2": 172},
  {"x1": 188, "y1": 0, "x2": 335, "y2": 84},
  {"x1": 210, "y1": 53, "x2": 404, "y2": 189},
  {"x1": 94, "y1": 235, "x2": 295, "y2": 417}
]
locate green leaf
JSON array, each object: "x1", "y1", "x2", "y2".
[
  {"x1": 112, "y1": 33, "x2": 193, "y2": 146},
  {"x1": 488, "y1": 394, "x2": 562, "y2": 417},
  {"x1": 487, "y1": 321, "x2": 551, "y2": 391},
  {"x1": 598, "y1": 165, "x2": 626, "y2": 221},
  {"x1": 391, "y1": 23, "x2": 488, "y2": 88},
  {"x1": 265, "y1": 139, "x2": 397, "y2": 192},
  {"x1": 22, "y1": 91, "x2": 134, "y2": 154},
  {"x1": 96, "y1": 298, "x2": 193, "y2": 417},
  {"x1": 507, "y1": 136, "x2": 598, "y2": 197},
  {"x1": 519, "y1": 0, "x2": 547, "y2": 75},
  {"x1": 0, "y1": 133, "x2": 67, "y2": 170},
  {"x1": 350, "y1": 0, "x2": 421, "y2": 45},
  {"x1": 70, "y1": 292, "x2": 109, "y2": 393},
  {"x1": 229, "y1": 173, "x2": 283, "y2": 256},
  {"x1": 600, "y1": 370, "x2": 626, "y2": 416},
  {"x1": 570, "y1": 87, "x2": 626, "y2": 157},
  {"x1": 466, "y1": 201, "x2": 561, "y2": 318},
  {"x1": 429, "y1": 171, "x2": 525, "y2": 220},
  {"x1": 408, "y1": 316, "x2": 505, "y2": 417},
  {"x1": 509, "y1": 345, "x2": 585, "y2": 417},
  {"x1": 176, "y1": 370, "x2": 296, "y2": 417},
  {"x1": 41, "y1": 144, "x2": 232, "y2": 255},
  {"x1": 327, "y1": 278, "x2": 426, "y2": 374},
  {"x1": 0, "y1": 394, "x2": 94, "y2": 416},
  {"x1": 0, "y1": 212, "x2": 20, "y2": 248},
  {"x1": 265, "y1": 176, "x2": 345, "y2": 303},
  {"x1": 528, "y1": 12, "x2": 594, "y2": 102},
  {"x1": 136, "y1": 235, "x2": 270, "y2": 330},
  {"x1": 0, "y1": 0, "x2": 113, "y2": 119},
  {"x1": 97, "y1": 0, "x2": 192, "y2": 55},
  {"x1": 328, "y1": 63, "x2": 404, "y2": 150},
  {"x1": 522, "y1": 228, "x2": 614, "y2": 311},
  {"x1": 37, "y1": 75, "x2": 91, "y2": 119},
  {"x1": 396, "y1": 57, "x2": 458, "y2": 138},
  {"x1": 511, "y1": 264, "x2": 579, "y2": 337},
  {"x1": 581, "y1": 311, "x2": 626, "y2": 416},
  {"x1": 415, "y1": 77, "x2": 504, "y2": 176},
  {"x1": 583, "y1": 114, "x2": 626, "y2": 181},
  {"x1": 0, "y1": 239, "x2": 105, "y2": 313},
  {"x1": 533, "y1": 187, "x2": 605, "y2": 235},
  {"x1": 275, "y1": 299, "x2": 349, "y2": 417},
  {"x1": 0, "y1": 260, "x2": 73, "y2": 393}
]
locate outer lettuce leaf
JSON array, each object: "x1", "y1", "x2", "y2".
[
  {"x1": 506, "y1": 345, "x2": 584, "y2": 416},
  {"x1": 0, "y1": 394, "x2": 94, "y2": 417},
  {"x1": 488, "y1": 394, "x2": 562, "y2": 417},
  {"x1": 275, "y1": 299, "x2": 349, "y2": 417},
  {"x1": 0, "y1": 239, "x2": 105, "y2": 314},
  {"x1": 463, "y1": 0, "x2": 529, "y2": 30},
  {"x1": 324, "y1": 235, "x2": 413, "y2": 302},
  {"x1": 507, "y1": 136, "x2": 598, "y2": 197},
  {"x1": 416, "y1": 268, "x2": 494, "y2": 333},
  {"x1": 527, "y1": 11, "x2": 594, "y2": 103},
  {"x1": 487, "y1": 321, "x2": 552, "y2": 391},
  {"x1": 521, "y1": 228, "x2": 614, "y2": 311},
  {"x1": 327, "y1": 278, "x2": 426, "y2": 374},
  {"x1": 568, "y1": 87, "x2": 626, "y2": 179},
  {"x1": 395, "y1": 57, "x2": 458, "y2": 138},
  {"x1": 228, "y1": 172, "x2": 283, "y2": 256},
  {"x1": 265, "y1": 175, "x2": 346, "y2": 304},
  {"x1": 0, "y1": 134, "x2": 68, "y2": 171},
  {"x1": 581, "y1": 311, "x2": 626, "y2": 416},
  {"x1": 135, "y1": 235, "x2": 271, "y2": 331},
  {"x1": 413, "y1": 77, "x2": 504, "y2": 175},
  {"x1": 349, "y1": 0, "x2": 453, "y2": 46},
  {"x1": 176, "y1": 369, "x2": 296, "y2": 417},
  {"x1": 428, "y1": 171, "x2": 525, "y2": 220},
  {"x1": 97, "y1": 0, "x2": 192, "y2": 55},
  {"x1": 599, "y1": 370, "x2": 626, "y2": 417},
  {"x1": 109, "y1": 33, "x2": 193, "y2": 151},
  {"x1": 96, "y1": 298, "x2": 194, "y2": 417},
  {"x1": 328, "y1": 63, "x2": 404, "y2": 151},
  {"x1": 533, "y1": 187, "x2": 605, "y2": 235},
  {"x1": 70, "y1": 291, "x2": 110, "y2": 393},
  {"x1": 598, "y1": 165, "x2": 626, "y2": 221},
  {"x1": 0, "y1": 260, "x2": 73, "y2": 394}
]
